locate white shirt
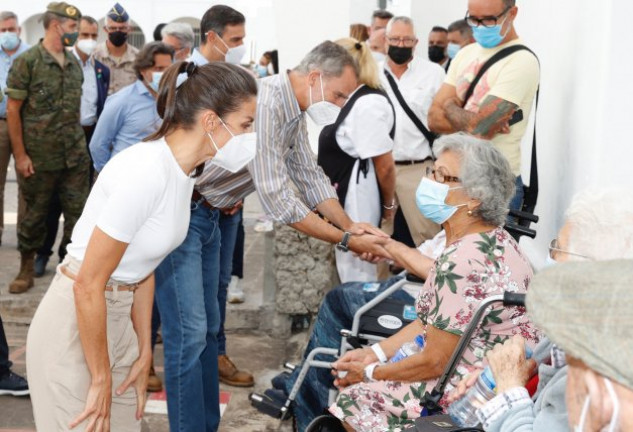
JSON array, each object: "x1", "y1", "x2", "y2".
[
  {"x1": 67, "y1": 139, "x2": 195, "y2": 283},
  {"x1": 73, "y1": 46, "x2": 98, "y2": 127},
  {"x1": 380, "y1": 56, "x2": 445, "y2": 161}
]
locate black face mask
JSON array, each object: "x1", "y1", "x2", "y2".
[
  {"x1": 108, "y1": 31, "x2": 128, "y2": 47},
  {"x1": 388, "y1": 45, "x2": 413, "y2": 65},
  {"x1": 428, "y1": 45, "x2": 446, "y2": 63}
]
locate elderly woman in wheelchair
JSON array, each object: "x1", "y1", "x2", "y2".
[{"x1": 324, "y1": 134, "x2": 541, "y2": 431}]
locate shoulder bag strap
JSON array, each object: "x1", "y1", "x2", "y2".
[{"x1": 383, "y1": 70, "x2": 437, "y2": 147}]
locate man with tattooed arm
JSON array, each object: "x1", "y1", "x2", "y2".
[{"x1": 428, "y1": 0, "x2": 539, "y2": 210}]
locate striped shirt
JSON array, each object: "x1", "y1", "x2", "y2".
[{"x1": 196, "y1": 71, "x2": 337, "y2": 223}]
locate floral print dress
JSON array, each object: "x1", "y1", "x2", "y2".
[{"x1": 329, "y1": 227, "x2": 540, "y2": 431}]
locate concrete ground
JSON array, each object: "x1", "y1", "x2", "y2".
[{"x1": 0, "y1": 160, "x2": 302, "y2": 431}]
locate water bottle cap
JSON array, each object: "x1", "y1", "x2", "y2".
[{"x1": 414, "y1": 335, "x2": 425, "y2": 348}]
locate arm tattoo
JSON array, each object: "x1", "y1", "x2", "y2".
[
  {"x1": 471, "y1": 96, "x2": 518, "y2": 136},
  {"x1": 444, "y1": 95, "x2": 517, "y2": 137}
]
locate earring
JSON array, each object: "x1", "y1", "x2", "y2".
[{"x1": 467, "y1": 210, "x2": 473, "y2": 216}]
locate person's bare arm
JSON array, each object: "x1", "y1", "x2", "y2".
[
  {"x1": 428, "y1": 84, "x2": 461, "y2": 134},
  {"x1": 373, "y1": 324, "x2": 460, "y2": 382},
  {"x1": 443, "y1": 94, "x2": 517, "y2": 139},
  {"x1": 372, "y1": 152, "x2": 396, "y2": 221},
  {"x1": 6, "y1": 98, "x2": 34, "y2": 178},
  {"x1": 383, "y1": 239, "x2": 434, "y2": 280}
]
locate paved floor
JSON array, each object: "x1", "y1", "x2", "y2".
[{"x1": 0, "y1": 160, "x2": 300, "y2": 431}]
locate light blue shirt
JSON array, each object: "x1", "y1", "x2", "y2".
[
  {"x1": 72, "y1": 46, "x2": 98, "y2": 126},
  {"x1": 89, "y1": 80, "x2": 159, "y2": 172},
  {"x1": 190, "y1": 48, "x2": 209, "y2": 66},
  {"x1": 0, "y1": 40, "x2": 30, "y2": 118}
]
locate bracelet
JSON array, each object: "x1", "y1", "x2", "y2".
[
  {"x1": 382, "y1": 200, "x2": 396, "y2": 210},
  {"x1": 371, "y1": 343, "x2": 388, "y2": 364}
]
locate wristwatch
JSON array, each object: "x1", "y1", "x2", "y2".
[
  {"x1": 336, "y1": 231, "x2": 351, "y2": 252},
  {"x1": 363, "y1": 362, "x2": 380, "y2": 382}
]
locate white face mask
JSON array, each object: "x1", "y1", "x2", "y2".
[
  {"x1": 76, "y1": 38, "x2": 97, "y2": 56},
  {"x1": 574, "y1": 378, "x2": 620, "y2": 432},
  {"x1": 207, "y1": 119, "x2": 257, "y2": 173},
  {"x1": 305, "y1": 74, "x2": 341, "y2": 126},
  {"x1": 371, "y1": 50, "x2": 386, "y2": 64},
  {"x1": 214, "y1": 35, "x2": 246, "y2": 65}
]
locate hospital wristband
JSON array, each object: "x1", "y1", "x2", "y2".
[{"x1": 371, "y1": 343, "x2": 388, "y2": 364}]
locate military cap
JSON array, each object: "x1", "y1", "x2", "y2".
[
  {"x1": 107, "y1": 3, "x2": 129, "y2": 23},
  {"x1": 46, "y1": 2, "x2": 81, "y2": 20}
]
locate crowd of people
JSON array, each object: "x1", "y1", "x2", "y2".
[{"x1": 0, "y1": 0, "x2": 630, "y2": 432}]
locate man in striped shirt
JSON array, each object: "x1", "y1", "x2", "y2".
[{"x1": 155, "y1": 39, "x2": 390, "y2": 431}]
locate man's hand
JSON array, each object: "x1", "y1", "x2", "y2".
[
  {"x1": 348, "y1": 233, "x2": 392, "y2": 259},
  {"x1": 487, "y1": 335, "x2": 537, "y2": 394},
  {"x1": 347, "y1": 222, "x2": 389, "y2": 238},
  {"x1": 221, "y1": 200, "x2": 243, "y2": 216},
  {"x1": 15, "y1": 154, "x2": 34, "y2": 178}
]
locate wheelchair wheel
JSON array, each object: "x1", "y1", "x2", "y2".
[{"x1": 304, "y1": 414, "x2": 347, "y2": 432}]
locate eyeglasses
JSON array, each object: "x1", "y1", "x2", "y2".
[
  {"x1": 386, "y1": 37, "x2": 417, "y2": 47},
  {"x1": 465, "y1": 6, "x2": 511, "y2": 28},
  {"x1": 548, "y1": 239, "x2": 591, "y2": 260},
  {"x1": 425, "y1": 166, "x2": 461, "y2": 184}
]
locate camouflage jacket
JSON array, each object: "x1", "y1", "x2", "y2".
[
  {"x1": 6, "y1": 42, "x2": 89, "y2": 171},
  {"x1": 93, "y1": 41, "x2": 138, "y2": 95}
]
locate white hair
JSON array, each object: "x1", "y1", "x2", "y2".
[
  {"x1": 161, "y1": 22, "x2": 195, "y2": 49},
  {"x1": 434, "y1": 133, "x2": 515, "y2": 226},
  {"x1": 565, "y1": 189, "x2": 633, "y2": 260},
  {"x1": 385, "y1": 16, "x2": 416, "y2": 36}
]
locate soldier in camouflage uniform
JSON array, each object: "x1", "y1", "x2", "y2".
[{"x1": 5, "y1": 2, "x2": 89, "y2": 294}]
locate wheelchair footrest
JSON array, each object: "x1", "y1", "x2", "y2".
[{"x1": 249, "y1": 390, "x2": 290, "y2": 419}]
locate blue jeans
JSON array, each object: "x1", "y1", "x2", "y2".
[
  {"x1": 155, "y1": 203, "x2": 221, "y2": 432},
  {"x1": 509, "y1": 176, "x2": 524, "y2": 212},
  {"x1": 217, "y1": 210, "x2": 241, "y2": 355},
  {"x1": 286, "y1": 277, "x2": 413, "y2": 431},
  {"x1": 0, "y1": 313, "x2": 11, "y2": 377}
]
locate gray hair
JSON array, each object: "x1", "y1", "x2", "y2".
[
  {"x1": 434, "y1": 133, "x2": 515, "y2": 226},
  {"x1": 294, "y1": 41, "x2": 359, "y2": 79},
  {"x1": 385, "y1": 16, "x2": 416, "y2": 36},
  {"x1": 565, "y1": 189, "x2": 633, "y2": 260},
  {"x1": 161, "y1": 22, "x2": 195, "y2": 49},
  {"x1": 0, "y1": 11, "x2": 17, "y2": 22}
]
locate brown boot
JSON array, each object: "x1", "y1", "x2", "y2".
[
  {"x1": 147, "y1": 364, "x2": 163, "y2": 392},
  {"x1": 9, "y1": 252, "x2": 35, "y2": 294},
  {"x1": 218, "y1": 354, "x2": 254, "y2": 387}
]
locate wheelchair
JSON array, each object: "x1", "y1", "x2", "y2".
[{"x1": 250, "y1": 209, "x2": 538, "y2": 429}]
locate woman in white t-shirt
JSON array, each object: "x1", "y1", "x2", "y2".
[
  {"x1": 317, "y1": 38, "x2": 396, "y2": 283},
  {"x1": 25, "y1": 61, "x2": 258, "y2": 431}
]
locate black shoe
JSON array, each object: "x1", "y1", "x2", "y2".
[
  {"x1": 0, "y1": 371, "x2": 29, "y2": 396},
  {"x1": 34, "y1": 254, "x2": 49, "y2": 277},
  {"x1": 271, "y1": 371, "x2": 291, "y2": 395}
]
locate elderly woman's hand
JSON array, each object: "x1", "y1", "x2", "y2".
[
  {"x1": 487, "y1": 335, "x2": 537, "y2": 394},
  {"x1": 446, "y1": 369, "x2": 481, "y2": 404},
  {"x1": 331, "y1": 348, "x2": 377, "y2": 388}
]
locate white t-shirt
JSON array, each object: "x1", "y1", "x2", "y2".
[{"x1": 67, "y1": 139, "x2": 195, "y2": 283}]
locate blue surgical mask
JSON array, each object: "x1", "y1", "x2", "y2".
[
  {"x1": 149, "y1": 71, "x2": 163, "y2": 92},
  {"x1": 471, "y1": 16, "x2": 510, "y2": 49},
  {"x1": 447, "y1": 42, "x2": 461, "y2": 59},
  {"x1": 415, "y1": 177, "x2": 466, "y2": 225},
  {"x1": 256, "y1": 64, "x2": 268, "y2": 78},
  {"x1": 543, "y1": 255, "x2": 557, "y2": 269},
  {"x1": 0, "y1": 32, "x2": 20, "y2": 51}
]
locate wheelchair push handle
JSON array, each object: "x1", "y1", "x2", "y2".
[{"x1": 503, "y1": 292, "x2": 526, "y2": 307}]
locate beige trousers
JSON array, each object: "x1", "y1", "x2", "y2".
[
  {"x1": 394, "y1": 161, "x2": 440, "y2": 247},
  {"x1": 26, "y1": 258, "x2": 141, "y2": 431}
]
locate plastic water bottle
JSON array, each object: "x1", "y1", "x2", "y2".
[
  {"x1": 389, "y1": 335, "x2": 425, "y2": 363},
  {"x1": 448, "y1": 347, "x2": 533, "y2": 427}
]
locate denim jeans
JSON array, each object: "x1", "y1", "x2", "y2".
[
  {"x1": 217, "y1": 210, "x2": 241, "y2": 355},
  {"x1": 286, "y1": 277, "x2": 413, "y2": 431},
  {"x1": 509, "y1": 176, "x2": 524, "y2": 212},
  {"x1": 155, "y1": 203, "x2": 221, "y2": 432}
]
